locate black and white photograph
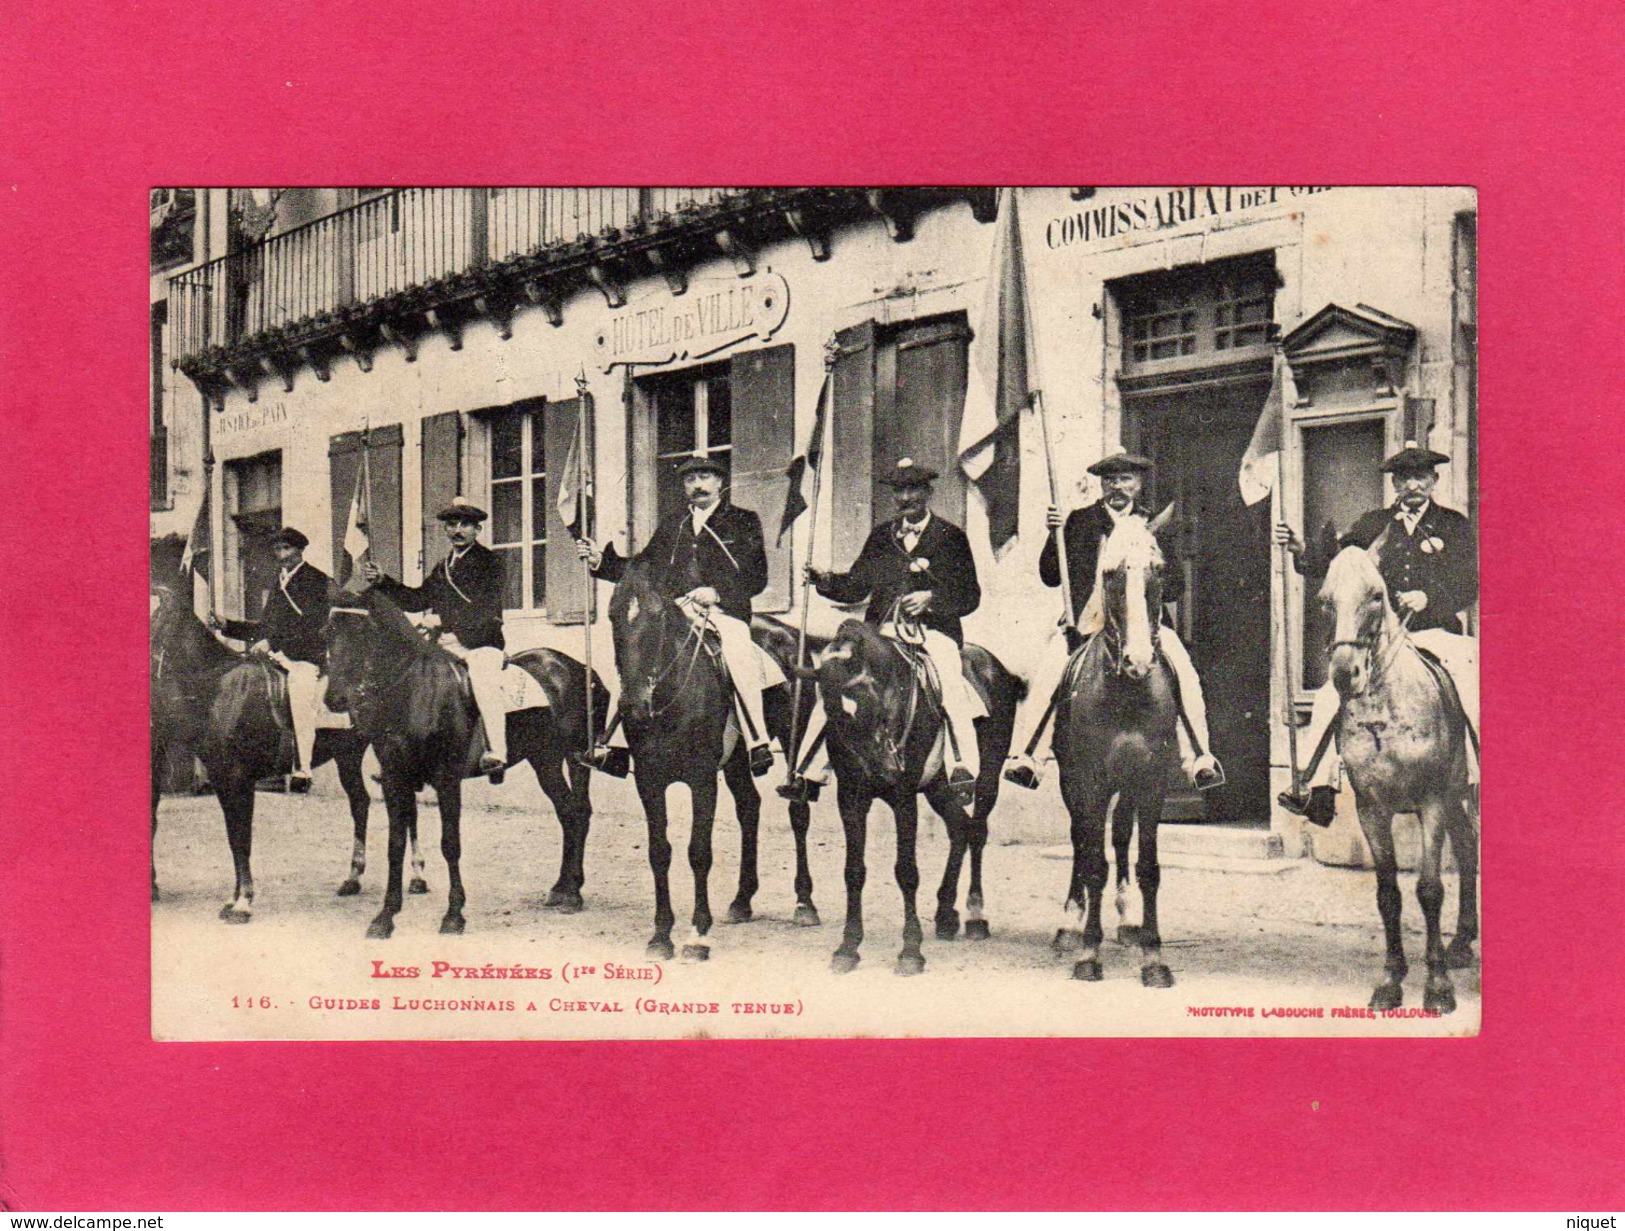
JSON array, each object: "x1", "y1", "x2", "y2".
[{"x1": 148, "y1": 185, "x2": 1480, "y2": 1039}]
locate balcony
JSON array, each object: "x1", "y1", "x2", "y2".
[{"x1": 168, "y1": 187, "x2": 996, "y2": 395}]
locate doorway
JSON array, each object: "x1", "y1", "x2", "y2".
[{"x1": 1130, "y1": 379, "x2": 1274, "y2": 825}]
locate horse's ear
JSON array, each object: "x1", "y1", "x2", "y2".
[{"x1": 1148, "y1": 501, "x2": 1177, "y2": 536}]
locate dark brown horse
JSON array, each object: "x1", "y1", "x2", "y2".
[
  {"x1": 605, "y1": 556, "x2": 824, "y2": 961},
  {"x1": 811, "y1": 620, "x2": 1021, "y2": 975},
  {"x1": 1051, "y1": 513, "x2": 1179, "y2": 987},
  {"x1": 1319, "y1": 537, "x2": 1477, "y2": 1013},
  {"x1": 150, "y1": 582, "x2": 379, "y2": 920},
  {"x1": 323, "y1": 588, "x2": 605, "y2": 938}
]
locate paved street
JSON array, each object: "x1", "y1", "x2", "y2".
[{"x1": 152, "y1": 769, "x2": 1480, "y2": 1040}]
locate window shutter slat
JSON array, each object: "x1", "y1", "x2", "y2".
[{"x1": 727, "y1": 343, "x2": 796, "y2": 612}]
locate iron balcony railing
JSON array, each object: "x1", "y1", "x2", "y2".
[{"x1": 169, "y1": 187, "x2": 739, "y2": 364}]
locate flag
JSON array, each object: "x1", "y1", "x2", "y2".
[
  {"x1": 341, "y1": 461, "x2": 370, "y2": 584},
  {"x1": 778, "y1": 371, "x2": 831, "y2": 545},
  {"x1": 958, "y1": 187, "x2": 1033, "y2": 554},
  {"x1": 179, "y1": 486, "x2": 210, "y2": 580},
  {"x1": 1238, "y1": 354, "x2": 1285, "y2": 506},
  {"x1": 555, "y1": 408, "x2": 591, "y2": 538}
]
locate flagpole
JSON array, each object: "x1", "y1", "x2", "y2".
[
  {"x1": 1008, "y1": 187, "x2": 1073, "y2": 627},
  {"x1": 576, "y1": 371, "x2": 595, "y2": 747},
  {"x1": 202, "y1": 394, "x2": 216, "y2": 621},
  {"x1": 785, "y1": 335, "x2": 837, "y2": 782},
  {"x1": 360, "y1": 419, "x2": 373, "y2": 573},
  {"x1": 1274, "y1": 349, "x2": 1303, "y2": 794}
]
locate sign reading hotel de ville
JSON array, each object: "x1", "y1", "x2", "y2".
[
  {"x1": 594, "y1": 270, "x2": 790, "y2": 370},
  {"x1": 152, "y1": 186, "x2": 1478, "y2": 1041}
]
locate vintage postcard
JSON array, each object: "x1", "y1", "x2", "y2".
[{"x1": 149, "y1": 185, "x2": 1480, "y2": 1040}]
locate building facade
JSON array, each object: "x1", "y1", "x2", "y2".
[{"x1": 156, "y1": 185, "x2": 1478, "y2": 859}]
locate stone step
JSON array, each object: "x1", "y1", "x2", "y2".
[{"x1": 1032, "y1": 825, "x2": 1285, "y2": 864}]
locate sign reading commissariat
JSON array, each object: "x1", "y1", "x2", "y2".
[{"x1": 594, "y1": 271, "x2": 790, "y2": 371}]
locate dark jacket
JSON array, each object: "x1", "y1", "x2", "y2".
[
  {"x1": 222, "y1": 562, "x2": 332, "y2": 664},
  {"x1": 594, "y1": 501, "x2": 768, "y2": 623},
  {"x1": 1302, "y1": 501, "x2": 1477, "y2": 633},
  {"x1": 1040, "y1": 501, "x2": 1183, "y2": 623},
  {"x1": 816, "y1": 513, "x2": 981, "y2": 646},
  {"x1": 374, "y1": 541, "x2": 507, "y2": 650}
]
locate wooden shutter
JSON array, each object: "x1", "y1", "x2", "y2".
[
  {"x1": 543, "y1": 396, "x2": 589, "y2": 624},
  {"x1": 329, "y1": 424, "x2": 404, "y2": 586},
  {"x1": 728, "y1": 343, "x2": 796, "y2": 612},
  {"x1": 419, "y1": 411, "x2": 463, "y2": 578},
  {"x1": 874, "y1": 315, "x2": 970, "y2": 524},
  {"x1": 829, "y1": 321, "x2": 877, "y2": 569},
  {"x1": 627, "y1": 370, "x2": 659, "y2": 551}
]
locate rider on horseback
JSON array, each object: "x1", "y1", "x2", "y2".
[
  {"x1": 1002, "y1": 453, "x2": 1222, "y2": 791},
  {"x1": 1275, "y1": 441, "x2": 1479, "y2": 825},
  {"x1": 576, "y1": 453, "x2": 779, "y2": 777},
  {"x1": 785, "y1": 458, "x2": 985, "y2": 807},
  {"x1": 363, "y1": 496, "x2": 510, "y2": 782},
  {"x1": 209, "y1": 525, "x2": 330, "y2": 793}
]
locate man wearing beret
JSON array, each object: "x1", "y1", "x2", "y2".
[
  {"x1": 787, "y1": 458, "x2": 985, "y2": 806},
  {"x1": 364, "y1": 496, "x2": 510, "y2": 780},
  {"x1": 576, "y1": 453, "x2": 781, "y2": 776},
  {"x1": 211, "y1": 526, "x2": 331, "y2": 792},
  {"x1": 1003, "y1": 452, "x2": 1222, "y2": 791},
  {"x1": 1275, "y1": 441, "x2": 1479, "y2": 824}
]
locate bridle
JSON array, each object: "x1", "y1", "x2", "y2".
[
  {"x1": 620, "y1": 590, "x2": 711, "y2": 724},
  {"x1": 1100, "y1": 565, "x2": 1164, "y2": 678}
]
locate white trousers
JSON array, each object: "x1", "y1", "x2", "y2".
[
  {"x1": 1302, "y1": 629, "x2": 1479, "y2": 789},
  {"x1": 1009, "y1": 625, "x2": 1212, "y2": 767},
  {"x1": 274, "y1": 655, "x2": 322, "y2": 774},
  {"x1": 600, "y1": 604, "x2": 773, "y2": 748},
  {"x1": 795, "y1": 628, "x2": 982, "y2": 780},
  {"x1": 442, "y1": 643, "x2": 509, "y2": 762}
]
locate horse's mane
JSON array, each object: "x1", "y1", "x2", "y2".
[
  {"x1": 152, "y1": 584, "x2": 238, "y2": 671},
  {"x1": 361, "y1": 587, "x2": 440, "y2": 658},
  {"x1": 1098, "y1": 516, "x2": 1164, "y2": 573},
  {"x1": 607, "y1": 552, "x2": 675, "y2": 625}
]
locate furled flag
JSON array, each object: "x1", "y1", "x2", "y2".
[
  {"x1": 341, "y1": 460, "x2": 370, "y2": 586},
  {"x1": 957, "y1": 187, "x2": 1033, "y2": 555},
  {"x1": 778, "y1": 371, "x2": 831, "y2": 545},
  {"x1": 179, "y1": 486, "x2": 211, "y2": 580},
  {"x1": 556, "y1": 403, "x2": 594, "y2": 539},
  {"x1": 1238, "y1": 353, "x2": 1285, "y2": 506}
]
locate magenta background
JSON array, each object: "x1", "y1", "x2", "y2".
[{"x1": 2, "y1": 0, "x2": 1622, "y2": 1210}]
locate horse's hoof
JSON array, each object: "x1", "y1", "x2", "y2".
[
  {"x1": 1072, "y1": 959, "x2": 1103, "y2": 982},
  {"x1": 1423, "y1": 981, "x2": 1457, "y2": 1016},
  {"x1": 1444, "y1": 937, "x2": 1477, "y2": 970},
  {"x1": 545, "y1": 891, "x2": 584, "y2": 915},
  {"x1": 1369, "y1": 980, "x2": 1404, "y2": 1011},
  {"x1": 1141, "y1": 963, "x2": 1175, "y2": 989},
  {"x1": 792, "y1": 903, "x2": 821, "y2": 928},
  {"x1": 727, "y1": 901, "x2": 754, "y2": 925},
  {"x1": 647, "y1": 938, "x2": 675, "y2": 961},
  {"x1": 935, "y1": 912, "x2": 960, "y2": 941},
  {"x1": 439, "y1": 913, "x2": 466, "y2": 935},
  {"x1": 220, "y1": 907, "x2": 252, "y2": 925},
  {"x1": 337, "y1": 878, "x2": 362, "y2": 897},
  {"x1": 681, "y1": 943, "x2": 711, "y2": 962},
  {"x1": 408, "y1": 878, "x2": 429, "y2": 896},
  {"x1": 831, "y1": 950, "x2": 861, "y2": 974},
  {"x1": 964, "y1": 919, "x2": 991, "y2": 941},
  {"x1": 151, "y1": 884, "x2": 160, "y2": 903},
  {"x1": 1116, "y1": 924, "x2": 1142, "y2": 947},
  {"x1": 366, "y1": 918, "x2": 394, "y2": 940},
  {"x1": 1053, "y1": 929, "x2": 1080, "y2": 954},
  {"x1": 895, "y1": 953, "x2": 926, "y2": 977}
]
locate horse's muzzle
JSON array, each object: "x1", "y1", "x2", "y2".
[{"x1": 1329, "y1": 646, "x2": 1368, "y2": 698}]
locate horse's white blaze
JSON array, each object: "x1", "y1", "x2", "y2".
[
  {"x1": 1122, "y1": 563, "x2": 1155, "y2": 673},
  {"x1": 840, "y1": 693, "x2": 859, "y2": 716},
  {"x1": 625, "y1": 597, "x2": 640, "y2": 624}
]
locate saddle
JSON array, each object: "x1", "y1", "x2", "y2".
[{"x1": 1409, "y1": 643, "x2": 1481, "y2": 759}]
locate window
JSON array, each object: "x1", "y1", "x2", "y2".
[
  {"x1": 487, "y1": 401, "x2": 549, "y2": 612},
  {"x1": 223, "y1": 451, "x2": 282, "y2": 621},
  {"x1": 1119, "y1": 254, "x2": 1277, "y2": 374},
  {"x1": 651, "y1": 364, "x2": 733, "y2": 522},
  {"x1": 1299, "y1": 417, "x2": 1386, "y2": 689}
]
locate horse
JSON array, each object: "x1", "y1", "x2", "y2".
[
  {"x1": 149, "y1": 582, "x2": 384, "y2": 920},
  {"x1": 605, "y1": 555, "x2": 825, "y2": 962},
  {"x1": 811, "y1": 618, "x2": 1022, "y2": 976},
  {"x1": 1318, "y1": 534, "x2": 1477, "y2": 1014},
  {"x1": 1050, "y1": 511, "x2": 1180, "y2": 987},
  {"x1": 323, "y1": 588, "x2": 605, "y2": 938}
]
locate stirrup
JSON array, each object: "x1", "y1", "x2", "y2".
[
  {"x1": 946, "y1": 765, "x2": 977, "y2": 809},
  {"x1": 748, "y1": 744, "x2": 774, "y2": 778},
  {"x1": 1001, "y1": 756, "x2": 1041, "y2": 791},
  {"x1": 577, "y1": 745, "x2": 631, "y2": 778},
  {"x1": 288, "y1": 772, "x2": 312, "y2": 794},
  {"x1": 1191, "y1": 755, "x2": 1226, "y2": 791},
  {"x1": 1279, "y1": 785, "x2": 1336, "y2": 827},
  {"x1": 776, "y1": 774, "x2": 822, "y2": 804},
  {"x1": 480, "y1": 754, "x2": 506, "y2": 785}
]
